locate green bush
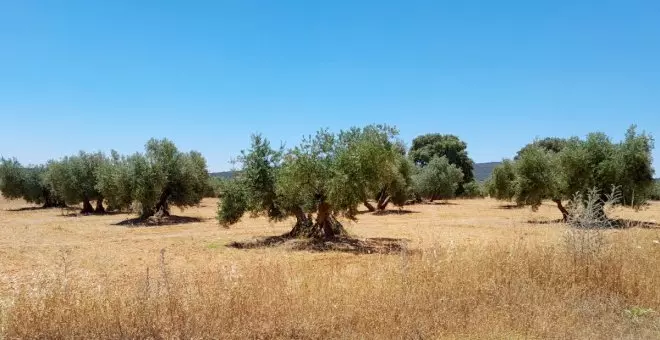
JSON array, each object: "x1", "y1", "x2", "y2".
[
  {"x1": 650, "y1": 181, "x2": 660, "y2": 201},
  {"x1": 462, "y1": 180, "x2": 484, "y2": 198},
  {"x1": 216, "y1": 178, "x2": 247, "y2": 226}
]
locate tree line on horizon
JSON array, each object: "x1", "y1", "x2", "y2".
[{"x1": 0, "y1": 124, "x2": 655, "y2": 238}]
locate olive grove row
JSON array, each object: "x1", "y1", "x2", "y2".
[{"x1": 0, "y1": 124, "x2": 655, "y2": 238}]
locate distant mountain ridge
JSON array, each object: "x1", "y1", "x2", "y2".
[
  {"x1": 211, "y1": 162, "x2": 501, "y2": 182},
  {"x1": 473, "y1": 162, "x2": 501, "y2": 182}
]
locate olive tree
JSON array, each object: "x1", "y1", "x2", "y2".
[
  {"x1": 462, "y1": 180, "x2": 485, "y2": 198},
  {"x1": 216, "y1": 177, "x2": 248, "y2": 225},
  {"x1": 218, "y1": 125, "x2": 405, "y2": 239},
  {"x1": 413, "y1": 155, "x2": 464, "y2": 201},
  {"x1": 515, "y1": 137, "x2": 568, "y2": 160},
  {"x1": 485, "y1": 159, "x2": 517, "y2": 201},
  {"x1": 95, "y1": 150, "x2": 135, "y2": 211},
  {"x1": 98, "y1": 139, "x2": 209, "y2": 219},
  {"x1": 205, "y1": 177, "x2": 224, "y2": 198},
  {"x1": 45, "y1": 151, "x2": 107, "y2": 213},
  {"x1": 513, "y1": 145, "x2": 568, "y2": 219},
  {"x1": 650, "y1": 180, "x2": 660, "y2": 201},
  {"x1": 335, "y1": 125, "x2": 408, "y2": 212},
  {"x1": 409, "y1": 134, "x2": 474, "y2": 193},
  {"x1": 382, "y1": 156, "x2": 415, "y2": 208},
  {"x1": 489, "y1": 126, "x2": 655, "y2": 221},
  {"x1": 0, "y1": 158, "x2": 63, "y2": 207}
]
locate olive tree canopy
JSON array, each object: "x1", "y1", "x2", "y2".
[
  {"x1": 218, "y1": 125, "x2": 406, "y2": 239},
  {"x1": 488, "y1": 126, "x2": 655, "y2": 221},
  {"x1": 0, "y1": 158, "x2": 63, "y2": 208}
]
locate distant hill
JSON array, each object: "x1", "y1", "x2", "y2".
[
  {"x1": 210, "y1": 171, "x2": 236, "y2": 179},
  {"x1": 212, "y1": 162, "x2": 501, "y2": 182},
  {"x1": 473, "y1": 162, "x2": 501, "y2": 182}
]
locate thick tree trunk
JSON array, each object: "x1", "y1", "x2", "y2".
[
  {"x1": 94, "y1": 198, "x2": 105, "y2": 214},
  {"x1": 81, "y1": 197, "x2": 94, "y2": 214},
  {"x1": 552, "y1": 199, "x2": 569, "y2": 222},
  {"x1": 140, "y1": 207, "x2": 155, "y2": 220},
  {"x1": 316, "y1": 201, "x2": 335, "y2": 238},
  {"x1": 287, "y1": 206, "x2": 313, "y2": 237},
  {"x1": 154, "y1": 189, "x2": 171, "y2": 217},
  {"x1": 287, "y1": 202, "x2": 347, "y2": 240},
  {"x1": 363, "y1": 200, "x2": 376, "y2": 212}
]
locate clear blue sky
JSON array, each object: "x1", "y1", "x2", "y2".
[{"x1": 1, "y1": 1, "x2": 658, "y2": 173}]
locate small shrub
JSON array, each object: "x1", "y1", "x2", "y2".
[
  {"x1": 216, "y1": 178, "x2": 247, "y2": 226},
  {"x1": 461, "y1": 180, "x2": 484, "y2": 198},
  {"x1": 566, "y1": 186, "x2": 621, "y2": 229}
]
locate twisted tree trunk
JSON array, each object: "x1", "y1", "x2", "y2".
[
  {"x1": 287, "y1": 202, "x2": 347, "y2": 239},
  {"x1": 153, "y1": 188, "x2": 171, "y2": 217},
  {"x1": 552, "y1": 199, "x2": 569, "y2": 222},
  {"x1": 287, "y1": 206, "x2": 312, "y2": 237}
]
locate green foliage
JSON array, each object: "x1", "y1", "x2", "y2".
[
  {"x1": 462, "y1": 180, "x2": 484, "y2": 198},
  {"x1": 0, "y1": 158, "x2": 29, "y2": 200},
  {"x1": 44, "y1": 151, "x2": 106, "y2": 207},
  {"x1": 335, "y1": 125, "x2": 404, "y2": 210},
  {"x1": 650, "y1": 181, "x2": 660, "y2": 201},
  {"x1": 98, "y1": 139, "x2": 209, "y2": 218},
  {"x1": 387, "y1": 157, "x2": 415, "y2": 207},
  {"x1": 273, "y1": 125, "x2": 405, "y2": 219},
  {"x1": 485, "y1": 159, "x2": 517, "y2": 201},
  {"x1": 238, "y1": 134, "x2": 284, "y2": 219},
  {"x1": 515, "y1": 137, "x2": 568, "y2": 160},
  {"x1": 126, "y1": 153, "x2": 164, "y2": 217},
  {"x1": 96, "y1": 151, "x2": 134, "y2": 211},
  {"x1": 413, "y1": 156, "x2": 464, "y2": 201},
  {"x1": 0, "y1": 158, "x2": 60, "y2": 206},
  {"x1": 409, "y1": 134, "x2": 475, "y2": 186},
  {"x1": 218, "y1": 124, "x2": 406, "y2": 239},
  {"x1": 514, "y1": 146, "x2": 559, "y2": 210},
  {"x1": 217, "y1": 178, "x2": 247, "y2": 226},
  {"x1": 490, "y1": 126, "x2": 655, "y2": 218},
  {"x1": 217, "y1": 134, "x2": 286, "y2": 225},
  {"x1": 205, "y1": 177, "x2": 224, "y2": 198},
  {"x1": 556, "y1": 126, "x2": 654, "y2": 208},
  {"x1": 277, "y1": 129, "x2": 341, "y2": 211},
  {"x1": 610, "y1": 127, "x2": 655, "y2": 206}
]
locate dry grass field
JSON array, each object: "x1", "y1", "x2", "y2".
[{"x1": 1, "y1": 197, "x2": 660, "y2": 339}]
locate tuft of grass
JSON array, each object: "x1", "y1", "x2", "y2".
[
  {"x1": 625, "y1": 307, "x2": 655, "y2": 321},
  {"x1": 205, "y1": 242, "x2": 221, "y2": 250}
]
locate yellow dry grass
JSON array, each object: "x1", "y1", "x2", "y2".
[{"x1": 1, "y1": 197, "x2": 660, "y2": 339}]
